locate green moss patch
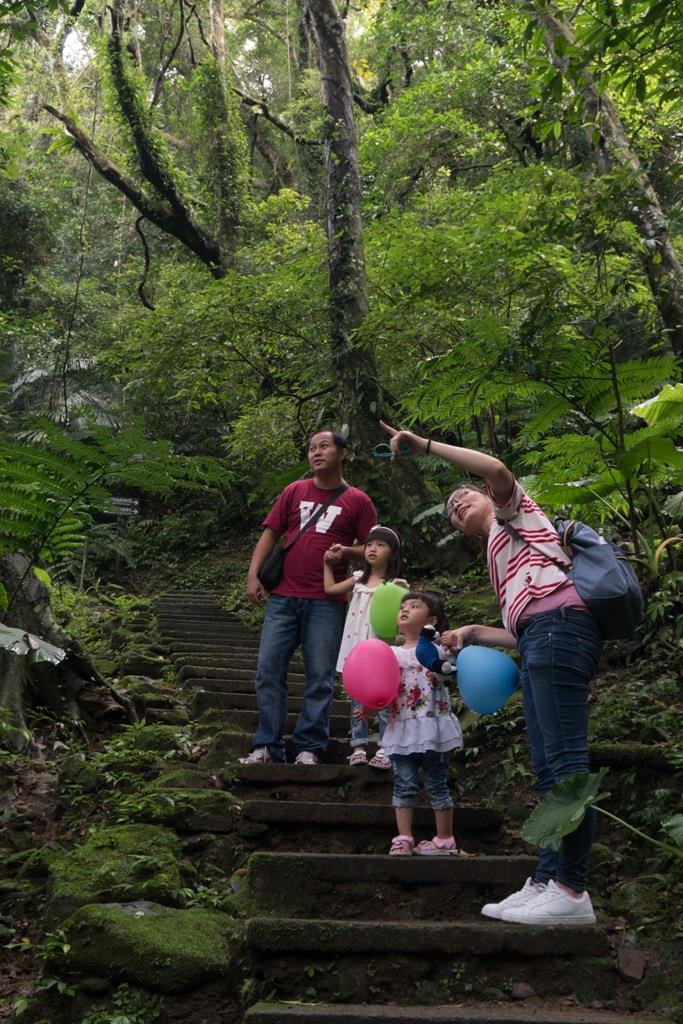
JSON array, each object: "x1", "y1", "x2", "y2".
[
  {"x1": 56, "y1": 901, "x2": 237, "y2": 993},
  {"x1": 151, "y1": 768, "x2": 213, "y2": 790},
  {"x1": 198, "y1": 728, "x2": 249, "y2": 769},
  {"x1": 48, "y1": 824, "x2": 184, "y2": 922},
  {"x1": 122, "y1": 723, "x2": 188, "y2": 755},
  {"x1": 128, "y1": 787, "x2": 238, "y2": 832}
]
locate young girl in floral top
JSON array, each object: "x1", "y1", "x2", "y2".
[{"x1": 378, "y1": 590, "x2": 465, "y2": 856}]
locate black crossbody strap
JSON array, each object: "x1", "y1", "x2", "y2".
[{"x1": 282, "y1": 484, "x2": 348, "y2": 554}]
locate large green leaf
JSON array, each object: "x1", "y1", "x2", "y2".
[
  {"x1": 632, "y1": 384, "x2": 683, "y2": 428},
  {"x1": 521, "y1": 769, "x2": 611, "y2": 852},
  {"x1": 618, "y1": 437, "x2": 683, "y2": 477},
  {"x1": 0, "y1": 624, "x2": 66, "y2": 665},
  {"x1": 662, "y1": 814, "x2": 683, "y2": 847}
]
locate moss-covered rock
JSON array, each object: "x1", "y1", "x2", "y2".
[
  {"x1": 56, "y1": 901, "x2": 237, "y2": 993},
  {"x1": 198, "y1": 728, "x2": 249, "y2": 769},
  {"x1": 123, "y1": 723, "x2": 188, "y2": 755},
  {"x1": 144, "y1": 707, "x2": 190, "y2": 726},
  {"x1": 129, "y1": 787, "x2": 238, "y2": 832},
  {"x1": 18, "y1": 842, "x2": 64, "y2": 879},
  {"x1": 60, "y1": 753, "x2": 101, "y2": 793},
  {"x1": 117, "y1": 650, "x2": 166, "y2": 678},
  {"x1": 118, "y1": 674, "x2": 169, "y2": 696},
  {"x1": 48, "y1": 824, "x2": 184, "y2": 923}
]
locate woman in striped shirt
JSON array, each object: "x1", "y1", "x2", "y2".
[{"x1": 380, "y1": 421, "x2": 603, "y2": 929}]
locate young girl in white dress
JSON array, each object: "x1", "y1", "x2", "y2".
[{"x1": 323, "y1": 525, "x2": 406, "y2": 769}]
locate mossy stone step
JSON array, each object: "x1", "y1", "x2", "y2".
[
  {"x1": 172, "y1": 653, "x2": 302, "y2": 671},
  {"x1": 179, "y1": 666, "x2": 304, "y2": 685},
  {"x1": 167, "y1": 637, "x2": 259, "y2": 650},
  {"x1": 167, "y1": 641, "x2": 264, "y2": 655},
  {"x1": 228, "y1": 763, "x2": 395, "y2": 787},
  {"x1": 242, "y1": 800, "x2": 501, "y2": 835},
  {"x1": 196, "y1": 727, "x2": 379, "y2": 768},
  {"x1": 245, "y1": 1004, "x2": 654, "y2": 1024},
  {"x1": 198, "y1": 692, "x2": 350, "y2": 717},
  {"x1": 157, "y1": 617, "x2": 253, "y2": 631},
  {"x1": 161, "y1": 629, "x2": 260, "y2": 644},
  {"x1": 190, "y1": 700, "x2": 351, "y2": 736},
  {"x1": 187, "y1": 678, "x2": 307, "y2": 698},
  {"x1": 158, "y1": 625, "x2": 258, "y2": 639},
  {"x1": 247, "y1": 915, "x2": 608, "y2": 956},
  {"x1": 245, "y1": 918, "x2": 616, "y2": 1003},
  {"x1": 245, "y1": 851, "x2": 537, "y2": 920}
]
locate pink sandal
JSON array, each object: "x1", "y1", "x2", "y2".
[
  {"x1": 389, "y1": 834, "x2": 415, "y2": 856},
  {"x1": 414, "y1": 836, "x2": 471, "y2": 856}
]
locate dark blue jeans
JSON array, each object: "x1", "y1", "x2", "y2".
[
  {"x1": 518, "y1": 608, "x2": 603, "y2": 892},
  {"x1": 252, "y1": 595, "x2": 346, "y2": 762}
]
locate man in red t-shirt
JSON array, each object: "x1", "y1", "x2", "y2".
[{"x1": 240, "y1": 428, "x2": 377, "y2": 765}]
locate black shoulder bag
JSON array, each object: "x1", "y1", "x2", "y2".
[{"x1": 257, "y1": 484, "x2": 348, "y2": 592}]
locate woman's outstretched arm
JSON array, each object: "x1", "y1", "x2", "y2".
[{"x1": 380, "y1": 421, "x2": 514, "y2": 502}]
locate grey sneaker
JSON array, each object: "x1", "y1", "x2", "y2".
[
  {"x1": 294, "y1": 750, "x2": 320, "y2": 766},
  {"x1": 501, "y1": 879, "x2": 596, "y2": 926},
  {"x1": 481, "y1": 877, "x2": 545, "y2": 920},
  {"x1": 238, "y1": 747, "x2": 272, "y2": 764}
]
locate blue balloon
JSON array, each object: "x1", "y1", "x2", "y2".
[{"x1": 456, "y1": 646, "x2": 519, "y2": 714}]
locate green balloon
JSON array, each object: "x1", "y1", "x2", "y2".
[{"x1": 369, "y1": 581, "x2": 406, "y2": 640}]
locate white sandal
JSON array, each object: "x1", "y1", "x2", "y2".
[
  {"x1": 368, "y1": 748, "x2": 391, "y2": 769},
  {"x1": 347, "y1": 748, "x2": 368, "y2": 766}
]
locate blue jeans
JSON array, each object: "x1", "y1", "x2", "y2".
[
  {"x1": 391, "y1": 751, "x2": 453, "y2": 810},
  {"x1": 350, "y1": 700, "x2": 390, "y2": 749},
  {"x1": 517, "y1": 608, "x2": 603, "y2": 892},
  {"x1": 252, "y1": 595, "x2": 346, "y2": 762}
]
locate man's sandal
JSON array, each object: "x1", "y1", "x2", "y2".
[
  {"x1": 389, "y1": 834, "x2": 415, "y2": 856},
  {"x1": 414, "y1": 836, "x2": 474, "y2": 857}
]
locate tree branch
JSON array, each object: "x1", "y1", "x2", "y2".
[
  {"x1": 43, "y1": 104, "x2": 225, "y2": 275},
  {"x1": 134, "y1": 215, "x2": 156, "y2": 309},
  {"x1": 234, "y1": 86, "x2": 322, "y2": 146}
]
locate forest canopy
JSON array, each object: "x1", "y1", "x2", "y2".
[{"x1": 0, "y1": 0, "x2": 681, "y2": 561}]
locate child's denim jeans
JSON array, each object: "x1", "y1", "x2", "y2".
[
  {"x1": 349, "y1": 699, "x2": 390, "y2": 749},
  {"x1": 390, "y1": 750, "x2": 453, "y2": 810}
]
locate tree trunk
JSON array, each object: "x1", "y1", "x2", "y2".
[
  {"x1": 527, "y1": 2, "x2": 683, "y2": 357},
  {"x1": 204, "y1": 0, "x2": 245, "y2": 263},
  {"x1": 0, "y1": 555, "x2": 129, "y2": 751},
  {"x1": 305, "y1": 0, "x2": 381, "y2": 451}
]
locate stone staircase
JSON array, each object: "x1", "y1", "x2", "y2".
[{"x1": 155, "y1": 592, "x2": 655, "y2": 1024}]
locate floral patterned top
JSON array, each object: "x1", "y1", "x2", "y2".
[{"x1": 382, "y1": 644, "x2": 463, "y2": 756}]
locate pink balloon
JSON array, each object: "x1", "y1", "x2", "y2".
[{"x1": 342, "y1": 638, "x2": 400, "y2": 710}]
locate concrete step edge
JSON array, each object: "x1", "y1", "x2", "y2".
[
  {"x1": 245, "y1": 917, "x2": 608, "y2": 956},
  {"x1": 244, "y1": 1003, "x2": 655, "y2": 1024}
]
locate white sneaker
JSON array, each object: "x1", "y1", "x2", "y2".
[
  {"x1": 501, "y1": 879, "x2": 597, "y2": 926},
  {"x1": 294, "y1": 751, "x2": 320, "y2": 766},
  {"x1": 481, "y1": 877, "x2": 546, "y2": 920},
  {"x1": 238, "y1": 747, "x2": 272, "y2": 764}
]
